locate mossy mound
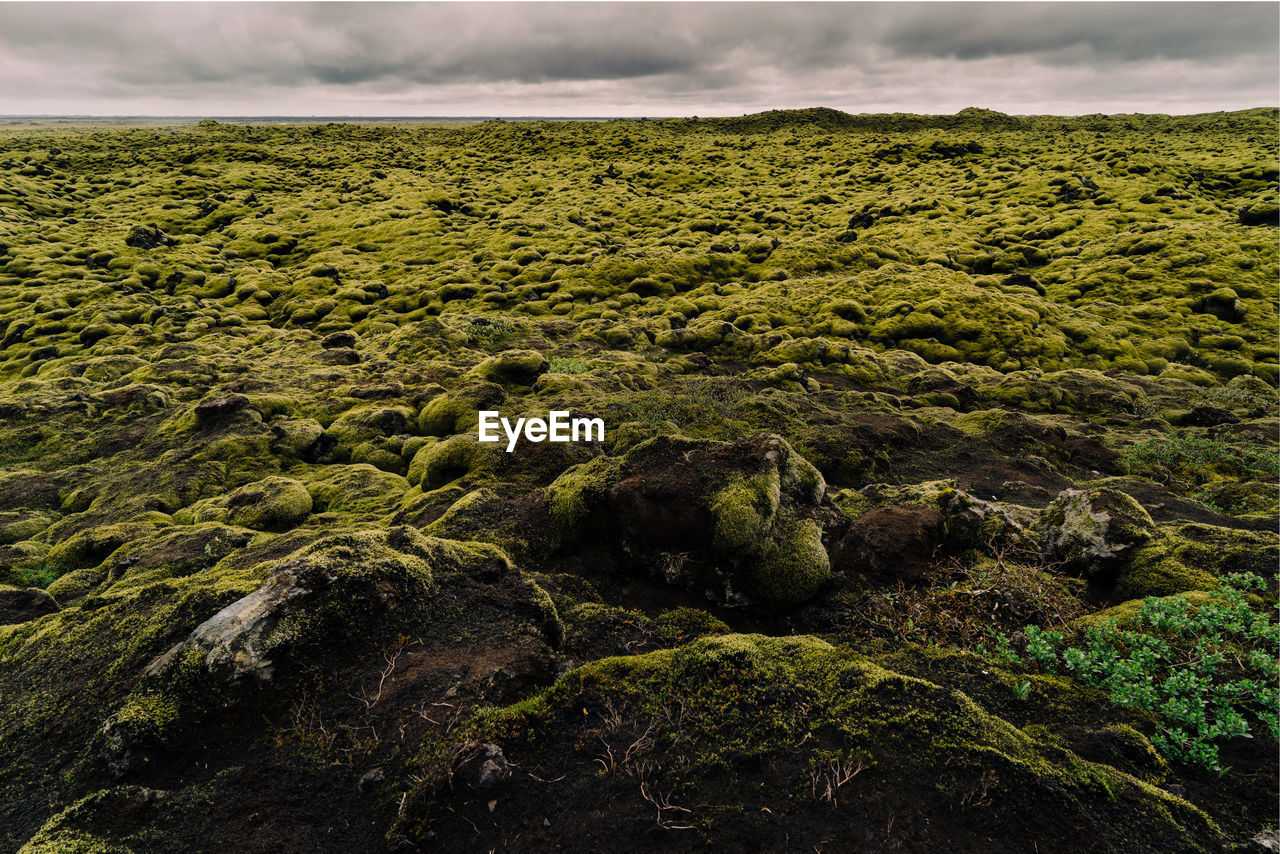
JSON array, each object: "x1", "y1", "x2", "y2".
[
  {"x1": 1112, "y1": 522, "x2": 1279, "y2": 601},
  {"x1": 545, "y1": 434, "x2": 832, "y2": 608},
  {"x1": 301, "y1": 464, "x2": 409, "y2": 516},
  {"x1": 402, "y1": 634, "x2": 1220, "y2": 852},
  {"x1": 174, "y1": 476, "x2": 312, "y2": 531},
  {"x1": 468, "y1": 348, "x2": 549, "y2": 386}
]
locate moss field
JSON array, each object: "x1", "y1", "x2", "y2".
[{"x1": 0, "y1": 108, "x2": 1276, "y2": 853}]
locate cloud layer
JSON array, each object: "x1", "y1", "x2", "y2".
[{"x1": 0, "y1": 2, "x2": 1274, "y2": 116}]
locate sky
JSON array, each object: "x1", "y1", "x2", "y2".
[{"x1": 0, "y1": 2, "x2": 1275, "y2": 117}]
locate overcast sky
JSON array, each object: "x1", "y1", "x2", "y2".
[{"x1": 0, "y1": 2, "x2": 1275, "y2": 117}]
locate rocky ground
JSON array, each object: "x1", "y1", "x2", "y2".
[{"x1": 0, "y1": 108, "x2": 1276, "y2": 853}]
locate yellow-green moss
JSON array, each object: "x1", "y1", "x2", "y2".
[
  {"x1": 174, "y1": 476, "x2": 311, "y2": 532},
  {"x1": 739, "y1": 513, "x2": 830, "y2": 608},
  {"x1": 544, "y1": 455, "x2": 620, "y2": 541},
  {"x1": 467, "y1": 348, "x2": 548, "y2": 385},
  {"x1": 417, "y1": 434, "x2": 497, "y2": 490},
  {"x1": 708, "y1": 471, "x2": 780, "y2": 555}
]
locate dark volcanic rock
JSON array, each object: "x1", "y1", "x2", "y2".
[
  {"x1": 829, "y1": 505, "x2": 944, "y2": 581},
  {"x1": 124, "y1": 224, "x2": 176, "y2": 249},
  {"x1": 1181, "y1": 405, "x2": 1240, "y2": 427},
  {"x1": 321, "y1": 331, "x2": 359, "y2": 350},
  {"x1": 194, "y1": 394, "x2": 252, "y2": 425},
  {"x1": 0, "y1": 587, "x2": 58, "y2": 625},
  {"x1": 317, "y1": 347, "x2": 360, "y2": 365}
]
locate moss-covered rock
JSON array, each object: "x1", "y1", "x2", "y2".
[
  {"x1": 415, "y1": 433, "x2": 499, "y2": 490},
  {"x1": 419, "y1": 380, "x2": 502, "y2": 432},
  {"x1": 402, "y1": 634, "x2": 1221, "y2": 852},
  {"x1": 302, "y1": 464, "x2": 409, "y2": 516},
  {"x1": 1039, "y1": 487, "x2": 1155, "y2": 578},
  {"x1": 175, "y1": 476, "x2": 312, "y2": 532},
  {"x1": 468, "y1": 349, "x2": 548, "y2": 385},
  {"x1": 1112, "y1": 522, "x2": 1279, "y2": 600},
  {"x1": 545, "y1": 434, "x2": 833, "y2": 608}
]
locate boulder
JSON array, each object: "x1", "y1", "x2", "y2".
[
  {"x1": 1039, "y1": 487, "x2": 1155, "y2": 578},
  {"x1": 829, "y1": 506, "x2": 943, "y2": 581},
  {"x1": 0, "y1": 586, "x2": 58, "y2": 625},
  {"x1": 193, "y1": 394, "x2": 252, "y2": 426},
  {"x1": 124, "y1": 224, "x2": 176, "y2": 250},
  {"x1": 545, "y1": 434, "x2": 832, "y2": 609},
  {"x1": 142, "y1": 526, "x2": 445, "y2": 687},
  {"x1": 829, "y1": 481, "x2": 1035, "y2": 580},
  {"x1": 321, "y1": 330, "x2": 359, "y2": 350},
  {"x1": 176, "y1": 476, "x2": 312, "y2": 532},
  {"x1": 468, "y1": 349, "x2": 549, "y2": 386}
]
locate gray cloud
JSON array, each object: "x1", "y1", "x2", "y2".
[
  {"x1": 0, "y1": 2, "x2": 1273, "y2": 116},
  {"x1": 881, "y1": 4, "x2": 1278, "y2": 64}
]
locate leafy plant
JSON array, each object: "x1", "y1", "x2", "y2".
[
  {"x1": 461, "y1": 315, "x2": 516, "y2": 345},
  {"x1": 1124, "y1": 434, "x2": 1278, "y2": 487},
  {"x1": 11, "y1": 565, "x2": 58, "y2": 589},
  {"x1": 1009, "y1": 573, "x2": 1278, "y2": 772},
  {"x1": 547, "y1": 355, "x2": 592, "y2": 374}
]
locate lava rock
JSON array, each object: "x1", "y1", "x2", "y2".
[
  {"x1": 194, "y1": 394, "x2": 252, "y2": 425},
  {"x1": 0, "y1": 587, "x2": 58, "y2": 625},
  {"x1": 1039, "y1": 487, "x2": 1155, "y2": 578},
  {"x1": 321, "y1": 331, "x2": 359, "y2": 349},
  {"x1": 829, "y1": 506, "x2": 944, "y2": 581},
  {"x1": 124, "y1": 224, "x2": 176, "y2": 249}
]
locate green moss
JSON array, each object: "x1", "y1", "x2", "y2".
[
  {"x1": 1113, "y1": 546, "x2": 1219, "y2": 601},
  {"x1": 405, "y1": 437, "x2": 442, "y2": 485},
  {"x1": 0, "y1": 511, "x2": 57, "y2": 545},
  {"x1": 41, "y1": 518, "x2": 172, "y2": 577},
  {"x1": 410, "y1": 633, "x2": 1218, "y2": 848},
  {"x1": 468, "y1": 348, "x2": 548, "y2": 385},
  {"x1": 738, "y1": 513, "x2": 830, "y2": 608},
  {"x1": 301, "y1": 464, "x2": 409, "y2": 516},
  {"x1": 1112, "y1": 523, "x2": 1278, "y2": 600},
  {"x1": 325, "y1": 404, "x2": 416, "y2": 456},
  {"x1": 417, "y1": 384, "x2": 506, "y2": 436},
  {"x1": 175, "y1": 476, "x2": 311, "y2": 531},
  {"x1": 417, "y1": 434, "x2": 497, "y2": 490},
  {"x1": 544, "y1": 455, "x2": 619, "y2": 541},
  {"x1": 708, "y1": 471, "x2": 780, "y2": 555},
  {"x1": 1072, "y1": 591, "x2": 1216, "y2": 630},
  {"x1": 269, "y1": 418, "x2": 325, "y2": 458},
  {"x1": 18, "y1": 788, "x2": 146, "y2": 854}
]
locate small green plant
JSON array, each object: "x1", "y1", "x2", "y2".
[
  {"x1": 462, "y1": 315, "x2": 516, "y2": 345},
  {"x1": 547, "y1": 355, "x2": 592, "y2": 374},
  {"x1": 1011, "y1": 573, "x2": 1278, "y2": 772},
  {"x1": 1124, "y1": 434, "x2": 1278, "y2": 487},
  {"x1": 1012, "y1": 680, "x2": 1032, "y2": 701},
  {"x1": 12, "y1": 565, "x2": 58, "y2": 589}
]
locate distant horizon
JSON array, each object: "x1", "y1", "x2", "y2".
[{"x1": 2, "y1": 105, "x2": 1276, "y2": 122}]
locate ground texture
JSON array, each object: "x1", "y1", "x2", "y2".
[{"x1": 0, "y1": 108, "x2": 1277, "y2": 853}]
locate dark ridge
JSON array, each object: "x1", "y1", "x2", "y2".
[{"x1": 668, "y1": 106, "x2": 1279, "y2": 135}]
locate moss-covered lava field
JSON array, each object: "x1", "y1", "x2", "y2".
[{"x1": 0, "y1": 107, "x2": 1277, "y2": 853}]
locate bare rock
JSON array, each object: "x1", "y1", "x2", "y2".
[
  {"x1": 0, "y1": 586, "x2": 58, "y2": 625},
  {"x1": 1039, "y1": 487, "x2": 1155, "y2": 578}
]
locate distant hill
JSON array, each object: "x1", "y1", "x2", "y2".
[{"x1": 673, "y1": 106, "x2": 1279, "y2": 135}]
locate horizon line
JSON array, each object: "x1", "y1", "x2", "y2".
[{"x1": 1, "y1": 106, "x2": 1276, "y2": 122}]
